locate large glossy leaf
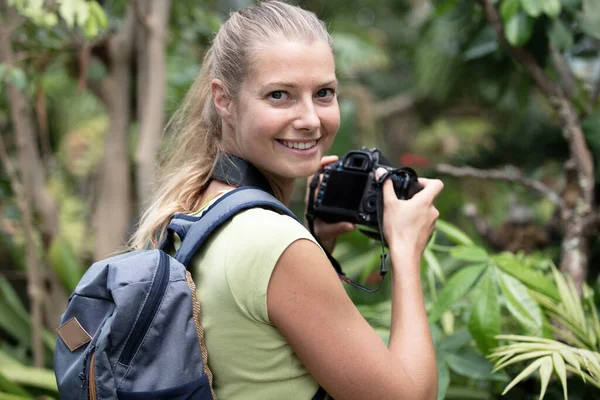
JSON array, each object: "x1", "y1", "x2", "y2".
[
  {"x1": 542, "y1": 0, "x2": 561, "y2": 17},
  {"x1": 498, "y1": 272, "x2": 543, "y2": 336},
  {"x1": 494, "y1": 255, "x2": 559, "y2": 300},
  {"x1": 500, "y1": 0, "x2": 521, "y2": 20},
  {"x1": 429, "y1": 264, "x2": 486, "y2": 323},
  {"x1": 469, "y1": 268, "x2": 500, "y2": 354},
  {"x1": 520, "y1": 0, "x2": 544, "y2": 16},
  {"x1": 445, "y1": 350, "x2": 494, "y2": 380},
  {"x1": 438, "y1": 328, "x2": 472, "y2": 353},
  {"x1": 435, "y1": 220, "x2": 473, "y2": 245},
  {"x1": 449, "y1": 246, "x2": 488, "y2": 262},
  {"x1": 505, "y1": 13, "x2": 534, "y2": 46}
]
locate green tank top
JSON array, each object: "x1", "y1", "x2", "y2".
[{"x1": 180, "y1": 197, "x2": 321, "y2": 399}]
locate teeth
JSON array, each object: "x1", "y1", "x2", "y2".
[{"x1": 281, "y1": 140, "x2": 317, "y2": 150}]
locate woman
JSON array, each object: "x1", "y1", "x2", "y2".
[{"x1": 130, "y1": 1, "x2": 442, "y2": 399}]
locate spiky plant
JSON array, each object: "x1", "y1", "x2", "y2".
[{"x1": 489, "y1": 267, "x2": 600, "y2": 399}]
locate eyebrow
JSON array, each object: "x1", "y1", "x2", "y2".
[{"x1": 266, "y1": 80, "x2": 338, "y2": 88}]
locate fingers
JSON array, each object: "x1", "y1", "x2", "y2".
[
  {"x1": 375, "y1": 168, "x2": 397, "y2": 203},
  {"x1": 316, "y1": 221, "x2": 356, "y2": 238},
  {"x1": 413, "y1": 178, "x2": 444, "y2": 201},
  {"x1": 320, "y1": 155, "x2": 339, "y2": 168}
]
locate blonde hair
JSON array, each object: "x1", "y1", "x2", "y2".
[{"x1": 129, "y1": 0, "x2": 333, "y2": 250}]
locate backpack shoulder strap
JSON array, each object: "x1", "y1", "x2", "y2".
[{"x1": 172, "y1": 186, "x2": 301, "y2": 266}]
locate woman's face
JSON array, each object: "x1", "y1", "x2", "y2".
[{"x1": 224, "y1": 39, "x2": 340, "y2": 188}]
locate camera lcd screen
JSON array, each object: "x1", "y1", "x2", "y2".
[{"x1": 321, "y1": 170, "x2": 368, "y2": 210}]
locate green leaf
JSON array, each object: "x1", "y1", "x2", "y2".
[
  {"x1": 576, "y1": 0, "x2": 600, "y2": 39},
  {"x1": 505, "y1": 12, "x2": 534, "y2": 46},
  {"x1": 429, "y1": 264, "x2": 486, "y2": 323},
  {"x1": 520, "y1": 0, "x2": 544, "y2": 16},
  {"x1": 501, "y1": 0, "x2": 521, "y2": 20},
  {"x1": 0, "y1": 373, "x2": 30, "y2": 396},
  {"x1": 435, "y1": 220, "x2": 473, "y2": 245},
  {"x1": 0, "y1": 279, "x2": 31, "y2": 345},
  {"x1": 553, "y1": 352, "x2": 568, "y2": 400},
  {"x1": 547, "y1": 19, "x2": 574, "y2": 51},
  {"x1": 538, "y1": 356, "x2": 553, "y2": 399},
  {"x1": 499, "y1": 272, "x2": 544, "y2": 335},
  {"x1": 502, "y1": 357, "x2": 545, "y2": 395},
  {"x1": 437, "y1": 363, "x2": 450, "y2": 400},
  {"x1": 450, "y1": 246, "x2": 488, "y2": 262},
  {"x1": 438, "y1": 329, "x2": 473, "y2": 353},
  {"x1": 463, "y1": 26, "x2": 499, "y2": 61},
  {"x1": 424, "y1": 248, "x2": 445, "y2": 283},
  {"x1": 542, "y1": 0, "x2": 562, "y2": 17},
  {"x1": 58, "y1": 0, "x2": 77, "y2": 27},
  {"x1": 469, "y1": 268, "x2": 500, "y2": 354},
  {"x1": 446, "y1": 350, "x2": 494, "y2": 380},
  {"x1": 0, "y1": 365, "x2": 57, "y2": 392},
  {"x1": 89, "y1": 1, "x2": 107, "y2": 28},
  {"x1": 48, "y1": 237, "x2": 83, "y2": 293},
  {"x1": 561, "y1": 0, "x2": 581, "y2": 11},
  {"x1": 494, "y1": 255, "x2": 560, "y2": 300}
]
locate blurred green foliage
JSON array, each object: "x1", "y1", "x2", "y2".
[{"x1": 0, "y1": 0, "x2": 599, "y2": 398}]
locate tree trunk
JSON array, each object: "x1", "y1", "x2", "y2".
[
  {"x1": 0, "y1": 11, "x2": 57, "y2": 367},
  {"x1": 0, "y1": 22, "x2": 58, "y2": 243},
  {"x1": 135, "y1": 0, "x2": 171, "y2": 210},
  {"x1": 94, "y1": 7, "x2": 136, "y2": 260}
]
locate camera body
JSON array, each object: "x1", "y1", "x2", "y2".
[{"x1": 311, "y1": 147, "x2": 422, "y2": 231}]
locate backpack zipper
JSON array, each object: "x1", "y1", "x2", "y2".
[
  {"x1": 118, "y1": 250, "x2": 170, "y2": 365},
  {"x1": 88, "y1": 351, "x2": 97, "y2": 400}
]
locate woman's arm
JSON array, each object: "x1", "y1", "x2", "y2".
[{"x1": 268, "y1": 174, "x2": 443, "y2": 400}]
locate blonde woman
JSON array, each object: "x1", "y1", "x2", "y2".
[{"x1": 131, "y1": 1, "x2": 442, "y2": 399}]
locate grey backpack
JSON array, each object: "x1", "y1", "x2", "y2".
[{"x1": 53, "y1": 187, "x2": 300, "y2": 399}]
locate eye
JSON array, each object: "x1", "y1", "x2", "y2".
[
  {"x1": 268, "y1": 91, "x2": 288, "y2": 101},
  {"x1": 316, "y1": 88, "x2": 335, "y2": 99}
]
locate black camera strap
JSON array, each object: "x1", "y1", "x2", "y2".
[
  {"x1": 212, "y1": 153, "x2": 275, "y2": 195},
  {"x1": 306, "y1": 171, "x2": 390, "y2": 293}
]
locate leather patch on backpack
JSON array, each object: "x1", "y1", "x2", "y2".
[{"x1": 56, "y1": 317, "x2": 92, "y2": 352}]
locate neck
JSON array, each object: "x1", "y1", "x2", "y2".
[{"x1": 262, "y1": 174, "x2": 295, "y2": 206}]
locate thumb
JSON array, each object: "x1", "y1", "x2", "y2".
[
  {"x1": 375, "y1": 167, "x2": 387, "y2": 180},
  {"x1": 375, "y1": 167, "x2": 396, "y2": 200}
]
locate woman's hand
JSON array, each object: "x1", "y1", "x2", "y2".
[
  {"x1": 376, "y1": 168, "x2": 443, "y2": 264},
  {"x1": 305, "y1": 155, "x2": 355, "y2": 253}
]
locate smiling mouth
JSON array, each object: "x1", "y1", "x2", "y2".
[{"x1": 277, "y1": 139, "x2": 319, "y2": 150}]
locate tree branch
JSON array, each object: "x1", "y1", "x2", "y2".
[
  {"x1": 475, "y1": 0, "x2": 562, "y2": 99},
  {"x1": 436, "y1": 163, "x2": 564, "y2": 208},
  {"x1": 549, "y1": 44, "x2": 576, "y2": 101}
]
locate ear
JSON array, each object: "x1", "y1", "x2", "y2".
[{"x1": 211, "y1": 79, "x2": 234, "y2": 122}]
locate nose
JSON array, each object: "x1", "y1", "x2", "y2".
[{"x1": 292, "y1": 99, "x2": 320, "y2": 132}]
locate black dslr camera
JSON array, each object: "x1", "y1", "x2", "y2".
[{"x1": 308, "y1": 147, "x2": 423, "y2": 237}]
